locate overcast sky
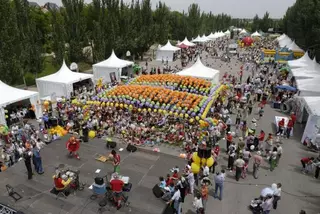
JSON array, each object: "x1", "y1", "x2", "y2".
[{"x1": 35, "y1": 0, "x2": 296, "y2": 18}]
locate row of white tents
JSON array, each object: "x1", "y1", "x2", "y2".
[
  {"x1": 281, "y1": 34, "x2": 320, "y2": 144},
  {"x1": 1, "y1": 41, "x2": 220, "y2": 125}
]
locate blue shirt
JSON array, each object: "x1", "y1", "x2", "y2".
[
  {"x1": 214, "y1": 173, "x2": 225, "y2": 185},
  {"x1": 159, "y1": 181, "x2": 166, "y2": 189}
]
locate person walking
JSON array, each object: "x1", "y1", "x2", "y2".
[
  {"x1": 234, "y1": 156, "x2": 245, "y2": 181},
  {"x1": 214, "y1": 170, "x2": 225, "y2": 200},
  {"x1": 111, "y1": 150, "x2": 121, "y2": 173},
  {"x1": 273, "y1": 183, "x2": 282, "y2": 209},
  {"x1": 187, "y1": 170, "x2": 195, "y2": 195},
  {"x1": 269, "y1": 147, "x2": 278, "y2": 171},
  {"x1": 286, "y1": 119, "x2": 293, "y2": 139},
  {"x1": 276, "y1": 144, "x2": 283, "y2": 165},
  {"x1": 167, "y1": 186, "x2": 181, "y2": 214},
  {"x1": 23, "y1": 149, "x2": 33, "y2": 180},
  {"x1": 32, "y1": 145, "x2": 44, "y2": 174},
  {"x1": 226, "y1": 132, "x2": 233, "y2": 153}
]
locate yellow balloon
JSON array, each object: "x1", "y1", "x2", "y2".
[
  {"x1": 148, "y1": 108, "x2": 151, "y2": 112},
  {"x1": 189, "y1": 118, "x2": 194, "y2": 123},
  {"x1": 169, "y1": 111, "x2": 173, "y2": 115},
  {"x1": 174, "y1": 112, "x2": 178, "y2": 116},
  {"x1": 115, "y1": 103, "x2": 119, "y2": 107},
  {"x1": 201, "y1": 158, "x2": 207, "y2": 166},
  {"x1": 185, "y1": 114, "x2": 189, "y2": 118},
  {"x1": 154, "y1": 109, "x2": 157, "y2": 112},
  {"x1": 196, "y1": 116, "x2": 200, "y2": 121},
  {"x1": 192, "y1": 152, "x2": 200, "y2": 164},
  {"x1": 120, "y1": 104, "x2": 123, "y2": 108},
  {"x1": 191, "y1": 162, "x2": 200, "y2": 174},
  {"x1": 158, "y1": 109, "x2": 162, "y2": 113},
  {"x1": 143, "y1": 108, "x2": 147, "y2": 112},
  {"x1": 110, "y1": 103, "x2": 114, "y2": 107},
  {"x1": 106, "y1": 102, "x2": 110, "y2": 106},
  {"x1": 124, "y1": 104, "x2": 128, "y2": 108},
  {"x1": 179, "y1": 113, "x2": 184, "y2": 118},
  {"x1": 88, "y1": 130, "x2": 96, "y2": 139},
  {"x1": 138, "y1": 108, "x2": 141, "y2": 112},
  {"x1": 206, "y1": 157, "x2": 214, "y2": 167},
  {"x1": 163, "y1": 110, "x2": 167, "y2": 114},
  {"x1": 129, "y1": 105, "x2": 133, "y2": 109}
]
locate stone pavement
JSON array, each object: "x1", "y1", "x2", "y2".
[{"x1": 1, "y1": 52, "x2": 320, "y2": 214}]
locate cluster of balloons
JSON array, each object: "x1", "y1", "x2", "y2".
[
  {"x1": 190, "y1": 152, "x2": 214, "y2": 174},
  {"x1": 49, "y1": 125, "x2": 67, "y2": 136}
]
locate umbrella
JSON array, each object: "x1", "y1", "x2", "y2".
[
  {"x1": 280, "y1": 67, "x2": 290, "y2": 71},
  {"x1": 261, "y1": 187, "x2": 274, "y2": 197},
  {"x1": 276, "y1": 85, "x2": 297, "y2": 91},
  {"x1": 177, "y1": 43, "x2": 189, "y2": 49}
]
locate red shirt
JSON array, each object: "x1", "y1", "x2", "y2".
[
  {"x1": 287, "y1": 120, "x2": 294, "y2": 128},
  {"x1": 110, "y1": 179, "x2": 124, "y2": 192},
  {"x1": 172, "y1": 172, "x2": 179, "y2": 179},
  {"x1": 54, "y1": 177, "x2": 65, "y2": 189},
  {"x1": 213, "y1": 146, "x2": 220, "y2": 156},
  {"x1": 113, "y1": 154, "x2": 120, "y2": 165},
  {"x1": 291, "y1": 114, "x2": 296, "y2": 124},
  {"x1": 278, "y1": 120, "x2": 284, "y2": 127},
  {"x1": 166, "y1": 178, "x2": 173, "y2": 186},
  {"x1": 259, "y1": 132, "x2": 265, "y2": 141},
  {"x1": 226, "y1": 134, "x2": 233, "y2": 142},
  {"x1": 301, "y1": 158, "x2": 311, "y2": 163}
]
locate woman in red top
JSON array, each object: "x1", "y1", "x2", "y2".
[
  {"x1": 286, "y1": 119, "x2": 294, "y2": 139},
  {"x1": 258, "y1": 130, "x2": 265, "y2": 150},
  {"x1": 276, "y1": 119, "x2": 285, "y2": 135},
  {"x1": 301, "y1": 157, "x2": 314, "y2": 172},
  {"x1": 112, "y1": 150, "x2": 121, "y2": 173}
]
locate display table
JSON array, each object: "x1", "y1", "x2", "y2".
[{"x1": 274, "y1": 116, "x2": 293, "y2": 136}]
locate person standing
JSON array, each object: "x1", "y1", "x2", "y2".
[
  {"x1": 226, "y1": 132, "x2": 233, "y2": 153},
  {"x1": 23, "y1": 149, "x2": 33, "y2": 180},
  {"x1": 286, "y1": 119, "x2": 293, "y2": 139},
  {"x1": 111, "y1": 150, "x2": 121, "y2": 173},
  {"x1": 200, "y1": 183, "x2": 208, "y2": 210},
  {"x1": 261, "y1": 194, "x2": 273, "y2": 214},
  {"x1": 234, "y1": 156, "x2": 245, "y2": 181},
  {"x1": 214, "y1": 170, "x2": 225, "y2": 200},
  {"x1": 193, "y1": 194, "x2": 204, "y2": 214},
  {"x1": 276, "y1": 144, "x2": 283, "y2": 165},
  {"x1": 269, "y1": 147, "x2": 278, "y2": 171},
  {"x1": 167, "y1": 186, "x2": 181, "y2": 214},
  {"x1": 32, "y1": 144, "x2": 44, "y2": 174},
  {"x1": 187, "y1": 170, "x2": 195, "y2": 195},
  {"x1": 273, "y1": 183, "x2": 282, "y2": 209},
  {"x1": 227, "y1": 142, "x2": 236, "y2": 171}
]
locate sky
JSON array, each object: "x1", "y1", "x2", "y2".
[{"x1": 35, "y1": 0, "x2": 296, "y2": 18}]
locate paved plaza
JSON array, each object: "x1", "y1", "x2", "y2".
[{"x1": 0, "y1": 54, "x2": 320, "y2": 214}]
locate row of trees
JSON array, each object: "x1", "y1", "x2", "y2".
[
  {"x1": 0, "y1": 0, "x2": 282, "y2": 85},
  {"x1": 282, "y1": 0, "x2": 320, "y2": 59}
]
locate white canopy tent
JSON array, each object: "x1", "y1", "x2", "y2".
[
  {"x1": 291, "y1": 58, "x2": 320, "y2": 79},
  {"x1": 296, "y1": 77, "x2": 320, "y2": 96},
  {"x1": 93, "y1": 50, "x2": 134, "y2": 83},
  {"x1": 224, "y1": 30, "x2": 231, "y2": 35},
  {"x1": 201, "y1": 34, "x2": 210, "y2": 42},
  {"x1": 278, "y1": 35, "x2": 293, "y2": 48},
  {"x1": 301, "y1": 96, "x2": 320, "y2": 144},
  {"x1": 288, "y1": 52, "x2": 312, "y2": 69},
  {"x1": 207, "y1": 32, "x2": 215, "y2": 40},
  {"x1": 276, "y1": 34, "x2": 286, "y2": 41},
  {"x1": 156, "y1": 40, "x2": 181, "y2": 62},
  {"x1": 177, "y1": 37, "x2": 196, "y2": 47},
  {"x1": 239, "y1": 29, "x2": 248, "y2": 35},
  {"x1": 0, "y1": 81, "x2": 41, "y2": 125},
  {"x1": 287, "y1": 41, "x2": 304, "y2": 52},
  {"x1": 192, "y1": 35, "x2": 206, "y2": 43},
  {"x1": 251, "y1": 31, "x2": 261, "y2": 37},
  {"x1": 37, "y1": 60, "x2": 93, "y2": 98},
  {"x1": 177, "y1": 57, "x2": 220, "y2": 84}
]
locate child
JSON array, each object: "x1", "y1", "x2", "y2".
[{"x1": 258, "y1": 107, "x2": 264, "y2": 119}]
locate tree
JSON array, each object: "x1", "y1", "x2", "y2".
[
  {"x1": 50, "y1": 9, "x2": 66, "y2": 66},
  {"x1": 259, "y1": 12, "x2": 271, "y2": 32},
  {"x1": 0, "y1": 0, "x2": 22, "y2": 84},
  {"x1": 251, "y1": 14, "x2": 260, "y2": 32},
  {"x1": 153, "y1": 1, "x2": 170, "y2": 44}
]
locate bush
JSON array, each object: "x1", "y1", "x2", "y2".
[{"x1": 24, "y1": 72, "x2": 36, "y2": 86}]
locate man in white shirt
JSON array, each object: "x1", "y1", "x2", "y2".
[
  {"x1": 234, "y1": 156, "x2": 245, "y2": 181},
  {"x1": 202, "y1": 164, "x2": 210, "y2": 177},
  {"x1": 193, "y1": 194, "x2": 203, "y2": 212},
  {"x1": 276, "y1": 144, "x2": 283, "y2": 165},
  {"x1": 167, "y1": 186, "x2": 181, "y2": 214},
  {"x1": 214, "y1": 170, "x2": 225, "y2": 200},
  {"x1": 273, "y1": 183, "x2": 282, "y2": 210},
  {"x1": 187, "y1": 171, "x2": 195, "y2": 194}
]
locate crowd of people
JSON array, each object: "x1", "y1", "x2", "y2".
[{"x1": 0, "y1": 36, "x2": 318, "y2": 214}]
